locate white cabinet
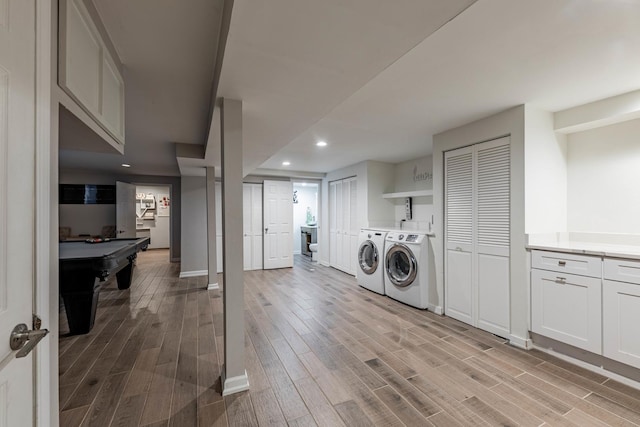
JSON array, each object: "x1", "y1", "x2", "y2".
[
  {"x1": 531, "y1": 269, "x2": 602, "y2": 353},
  {"x1": 531, "y1": 250, "x2": 602, "y2": 353},
  {"x1": 59, "y1": 0, "x2": 125, "y2": 145},
  {"x1": 603, "y1": 258, "x2": 640, "y2": 368},
  {"x1": 243, "y1": 183, "x2": 263, "y2": 271},
  {"x1": 444, "y1": 137, "x2": 511, "y2": 337},
  {"x1": 329, "y1": 177, "x2": 358, "y2": 275}
]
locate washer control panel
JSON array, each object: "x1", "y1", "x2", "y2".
[{"x1": 405, "y1": 234, "x2": 419, "y2": 242}]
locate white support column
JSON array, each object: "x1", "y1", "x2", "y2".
[
  {"x1": 220, "y1": 98, "x2": 249, "y2": 395},
  {"x1": 206, "y1": 167, "x2": 219, "y2": 290}
]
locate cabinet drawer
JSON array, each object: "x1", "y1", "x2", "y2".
[
  {"x1": 531, "y1": 269, "x2": 602, "y2": 353},
  {"x1": 531, "y1": 250, "x2": 601, "y2": 277},
  {"x1": 603, "y1": 279, "x2": 640, "y2": 368},
  {"x1": 604, "y1": 258, "x2": 640, "y2": 285}
]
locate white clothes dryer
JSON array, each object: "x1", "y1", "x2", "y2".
[
  {"x1": 356, "y1": 229, "x2": 388, "y2": 294},
  {"x1": 384, "y1": 231, "x2": 430, "y2": 309}
]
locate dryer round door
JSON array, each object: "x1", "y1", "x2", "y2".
[
  {"x1": 358, "y1": 240, "x2": 379, "y2": 275},
  {"x1": 385, "y1": 244, "x2": 417, "y2": 287}
]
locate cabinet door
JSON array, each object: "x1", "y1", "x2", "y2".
[
  {"x1": 445, "y1": 146, "x2": 474, "y2": 325},
  {"x1": 531, "y1": 269, "x2": 601, "y2": 353},
  {"x1": 603, "y1": 279, "x2": 640, "y2": 368}
]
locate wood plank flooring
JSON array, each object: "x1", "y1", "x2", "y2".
[{"x1": 60, "y1": 250, "x2": 640, "y2": 426}]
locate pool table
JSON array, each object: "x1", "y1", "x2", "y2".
[{"x1": 59, "y1": 237, "x2": 151, "y2": 335}]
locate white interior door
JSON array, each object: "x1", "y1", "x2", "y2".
[
  {"x1": 216, "y1": 182, "x2": 223, "y2": 273},
  {"x1": 0, "y1": 0, "x2": 38, "y2": 423},
  {"x1": 116, "y1": 181, "x2": 136, "y2": 238},
  {"x1": 476, "y1": 138, "x2": 510, "y2": 336},
  {"x1": 348, "y1": 178, "x2": 358, "y2": 274},
  {"x1": 263, "y1": 180, "x2": 293, "y2": 269},
  {"x1": 243, "y1": 183, "x2": 263, "y2": 271},
  {"x1": 445, "y1": 146, "x2": 474, "y2": 325},
  {"x1": 329, "y1": 181, "x2": 337, "y2": 267},
  {"x1": 444, "y1": 138, "x2": 511, "y2": 337}
]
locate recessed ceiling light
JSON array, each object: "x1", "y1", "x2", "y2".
[
  {"x1": 282, "y1": 161, "x2": 291, "y2": 166},
  {"x1": 121, "y1": 163, "x2": 131, "y2": 168},
  {"x1": 316, "y1": 141, "x2": 327, "y2": 147}
]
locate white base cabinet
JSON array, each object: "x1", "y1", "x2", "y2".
[
  {"x1": 531, "y1": 250, "x2": 640, "y2": 371},
  {"x1": 531, "y1": 250, "x2": 602, "y2": 354},
  {"x1": 531, "y1": 269, "x2": 602, "y2": 353},
  {"x1": 603, "y1": 279, "x2": 640, "y2": 367},
  {"x1": 603, "y1": 257, "x2": 640, "y2": 368}
]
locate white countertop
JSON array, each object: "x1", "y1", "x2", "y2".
[{"x1": 526, "y1": 232, "x2": 640, "y2": 260}]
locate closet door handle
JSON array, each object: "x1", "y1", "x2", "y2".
[{"x1": 264, "y1": 228, "x2": 268, "y2": 234}]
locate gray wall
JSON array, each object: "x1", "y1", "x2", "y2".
[
  {"x1": 59, "y1": 168, "x2": 181, "y2": 261},
  {"x1": 180, "y1": 176, "x2": 208, "y2": 274}
]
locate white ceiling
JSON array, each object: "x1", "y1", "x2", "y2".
[
  {"x1": 60, "y1": 0, "x2": 640, "y2": 179},
  {"x1": 257, "y1": 0, "x2": 640, "y2": 173}
]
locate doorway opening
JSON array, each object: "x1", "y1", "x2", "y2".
[{"x1": 293, "y1": 181, "x2": 320, "y2": 262}]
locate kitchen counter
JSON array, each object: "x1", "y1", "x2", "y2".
[{"x1": 526, "y1": 232, "x2": 640, "y2": 260}]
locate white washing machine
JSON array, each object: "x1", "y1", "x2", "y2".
[
  {"x1": 384, "y1": 231, "x2": 429, "y2": 309},
  {"x1": 356, "y1": 229, "x2": 388, "y2": 294}
]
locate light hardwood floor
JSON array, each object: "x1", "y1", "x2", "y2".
[{"x1": 59, "y1": 249, "x2": 640, "y2": 426}]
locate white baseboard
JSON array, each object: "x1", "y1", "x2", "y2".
[
  {"x1": 428, "y1": 304, "x2": 443, "y2": 315},
  {"x1": 207, "y1": 282, "x2": 220, "y2": 290},
  {"x1": 179, "y1": 270, "x2": 208, "y2": 278},
  {"x1": 221, "y1": 367, "x2": 250, "y2": 396},
  {"x1": 509, "y1": 334, "x2": 532, "y2": 350}
]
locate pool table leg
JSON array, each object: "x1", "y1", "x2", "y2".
[
  {"x1": 116, "y1": 254, "x2": 136, "y2": 290},
  {"x1": 61, "y1": 279, "x2": 101, "y2": 335}
]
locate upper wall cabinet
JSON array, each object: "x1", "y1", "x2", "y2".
[{"x1": 59, "y1": 0, "x2": 125, "y2": 145}]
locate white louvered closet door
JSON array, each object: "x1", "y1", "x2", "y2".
[
  {"x1": 445, "y1": 137, "x2": 511, "y2": 337},
  {"x1": 476, "y1": 137, "x2": 510, "y2": 337},
  {"x1": 445, "y1": 146, "x2": 474, "y2": 326},
  {"x1": 329, "y1": 181, "x2": 337, "y2": 267}
]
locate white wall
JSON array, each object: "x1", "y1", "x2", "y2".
[
  {"x1": 180, "y1": 176, "x2": 207, "y2": 275},
  {"x1": 524, "y1": 106, "x2": 568, "y2": 233},
  {"x1": 293, "y1": 183, "x2": 318, "y2": 254},
  {"x1": 366, "y1": 161, "x2": 396, "y2": 229},
  {"x1": 567, "y1": 118, "x2": 640, "y2": 233},
  {"x1": 433, "y1": 105, "x2": 528, "y2": 347},
  {"x1": 392, "y1": 155, "x2": 433, "y2": 231},
  {"x1": 136, "y1": 185, "x2": 171, "y2": 249}
]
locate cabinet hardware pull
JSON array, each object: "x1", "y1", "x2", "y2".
[
  {"x1": 558, "y1": 261, "x2": 566, "y2": 266},
  {"x1": 556, "y1": 277, "x2": 567, "y2": 284}
]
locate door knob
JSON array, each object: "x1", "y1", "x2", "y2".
[
  {"x1": 264, "y1": 228, "x2": 268, "y2": 234},
  {"x1": 10, "y1": 322, "x2": 49, "y2": 358}
]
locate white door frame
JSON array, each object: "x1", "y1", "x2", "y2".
[{"x1": 36, "y1": 0, "x2": 56, "y2": 425}]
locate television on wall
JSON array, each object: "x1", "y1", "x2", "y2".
[{"x1": 59, "y1": 184, "x2": 116, "y2": 204}]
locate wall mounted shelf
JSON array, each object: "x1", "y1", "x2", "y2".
[{"x1": 382, "y1": 190, "x2": 433, "y2": 199}]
